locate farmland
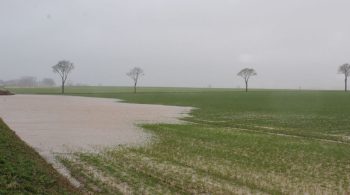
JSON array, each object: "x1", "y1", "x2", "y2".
[{"x1": 8, "y1": 87, "x2": 350, "y2": 194}]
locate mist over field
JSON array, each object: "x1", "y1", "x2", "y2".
[
  {"x1": 3, "y1": 2, "x2": 350, "y2": 193},
  {"x1": 1, "y1": 0, "x2": 350, "y2": 89}
]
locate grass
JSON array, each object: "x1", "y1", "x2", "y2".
[
  {"x1": 0, "y1": 118, "x2": 79, "y2": 194},
  {"x1": 7, "y1": 86, "x2": 350, "y2": 194}
]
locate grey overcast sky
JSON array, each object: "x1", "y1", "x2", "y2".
[{"x1": 1, "y1": 0, "x2": 350, "y2": 89}]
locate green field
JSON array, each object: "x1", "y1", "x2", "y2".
[
  {"x1": 0, "y1": 119, "x2": 79, "y2": 194},
  {"x1": 7, "y1": 87, "x2": 350, "y2": 194}
]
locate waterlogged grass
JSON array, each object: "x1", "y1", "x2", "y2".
[
  {"x1": 9, "y1": 87, "x2": 350, "y2": 194},
  {"x1": 109, "y1": 90, "x2": 350, "y2": 142},
  {"x1": 0, "y1": 119, "x2": 79, "y2": 194},
  {"x1": 61, "y1": 125, "x2": 350, "y2": 194}
]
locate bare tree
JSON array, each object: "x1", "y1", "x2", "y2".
[
  {"x1": 127, "y1": 67, "x2": 144, "y2": 93},
  {"x1": 237, "y1": 68, "x2": 257, "y2": 92},
  {"x1": 338, "y1": 63, "x2": 350, "y2": 92},
  {"x1": 52, "y1": 60, "x2": 74, "y2": 94},
  {"x1": 40, "y1": 78, "x2": 56, "y2": 87}
]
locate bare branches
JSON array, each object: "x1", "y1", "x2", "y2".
[
  {"x1": 338, "y1": 63, "x2": 350, "y2": 92},
  {"x1": 338, "y1": 63, "x2": 350, "y2": 77},
  {"x1": 52, "y1": 60, "x2": 74, "y2": 94},
  {"x1": 237, "y1": 68, "x2": 257, "y2": 92},
  {"x1": 127, "y1": 67, "x2": 144, "y2": 93}
]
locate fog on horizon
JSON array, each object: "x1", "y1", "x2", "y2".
[{"x1": 1, "y1": 0, "x2": 350, "y2": 90}]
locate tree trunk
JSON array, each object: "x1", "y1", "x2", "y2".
[
  {"x1": 62, "y1": 81, "x2": 65, "y2": 94},
  {"x1": 345, "y1": 77, "x2": 348, "y2": 92},
  {"x1": 134, "y1": 82, "x2": 137, "y2": 93},
  {"x1": 245, "y1": 81, "x2": 248, "y2": 92}
]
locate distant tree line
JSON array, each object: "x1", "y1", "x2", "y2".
[
  {"x1": 5, "y1": 60, "x2": 350, "y2": 93},
  {"x1": 0, "y1": 76, "x2": 55, "y2": 88},
  {"x1": 48, "y1": 60, "x2": 350, "y2": 94},
  {"x1": 52, "y1": 60, "x2": 146, "y2": 94},
  {"x1": 45, "y1": 61, "x2": 350, "y2": 94},
  {"x1": 237, "y1": 63, "x2": 350, "y2": 93}
]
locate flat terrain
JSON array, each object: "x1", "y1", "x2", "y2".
[
  {"x1": 0, "y1": 119, "x2": 79, "y2": 194},
  {"x1": 7, "y1": 87, "x2": 350, "y2": 194},
  {"x1": 0, "y1": 94, "x2": 191, "y2": 187},
  {"x1": 0, "y1": 95, "x2": 190, "y2": 156}
]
